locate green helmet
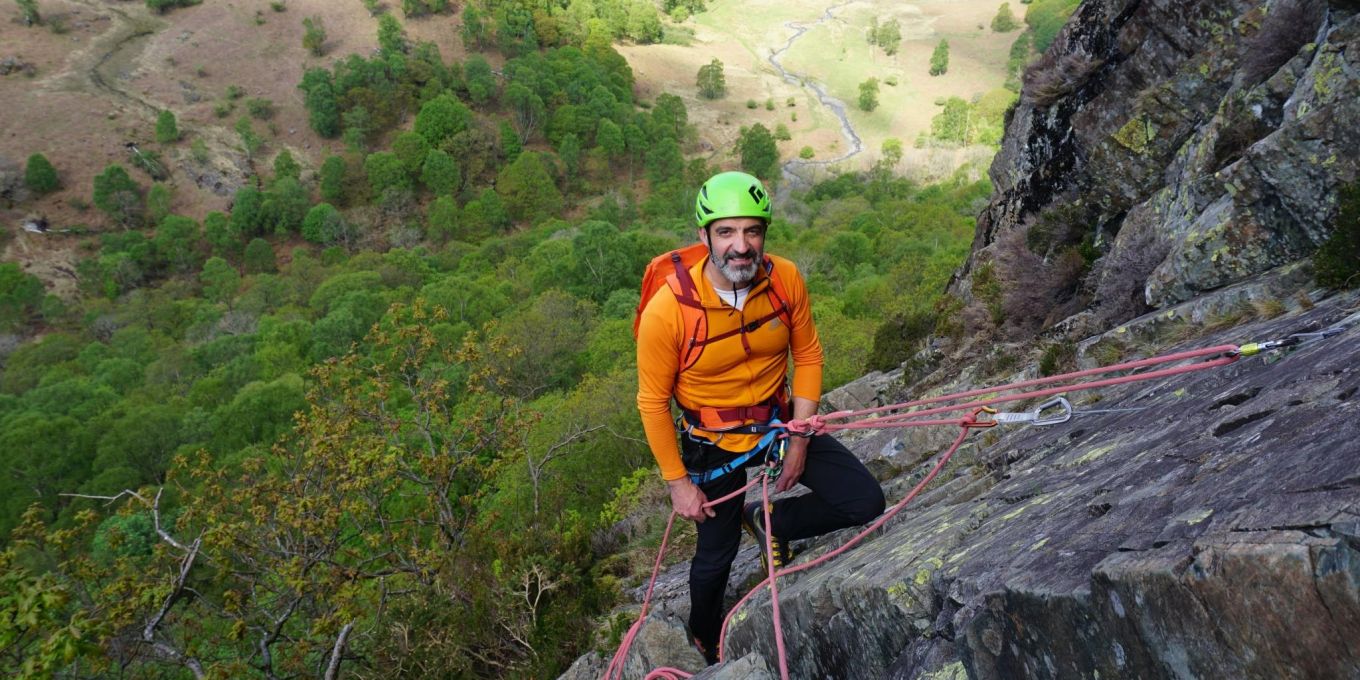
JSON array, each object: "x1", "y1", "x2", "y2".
[{"x1": 694, "y1": 171, "x2": 772, "y2": 227}]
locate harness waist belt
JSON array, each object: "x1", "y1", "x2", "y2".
[{"x1": 687, "y1": 427, "x2": 782, "y2": 485}]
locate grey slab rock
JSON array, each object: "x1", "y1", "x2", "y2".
[{"x1": 715, "y1": 292, "x2": 1360, "y2": 679}]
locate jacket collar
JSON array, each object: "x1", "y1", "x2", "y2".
[{"x1": 687, "y1": 255, "x2": 774, "y2": 309}]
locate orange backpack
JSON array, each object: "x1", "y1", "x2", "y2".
[{"x1": 632, "y1": 242, "x2": 793, "y2": 372}]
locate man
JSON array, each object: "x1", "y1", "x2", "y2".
[{"x1": 636, "y1": 171, "x2": 885, "y2": 664}]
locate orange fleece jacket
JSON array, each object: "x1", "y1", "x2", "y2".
[{"x1": 636, "y1": 253, "x2": 824, "y2": 481}]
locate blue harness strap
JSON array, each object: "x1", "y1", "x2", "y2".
[{"x1": 686, "y1": 422, "x2": 784, "y2": 485}]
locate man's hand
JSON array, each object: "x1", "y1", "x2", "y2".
[
  {"x1": 668, "y1": 477, "x2": 716, "y2": 522},
  {"x1": 775, "y1": 437, "x2": 807, "y2": 493}
]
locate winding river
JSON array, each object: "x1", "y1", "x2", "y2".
[{"x1": 769, "y1": 0, "x2": 867, "y2": 189}]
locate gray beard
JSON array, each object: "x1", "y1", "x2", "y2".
[{"x1": 712, "y1": 251, "x2": 759, "y2": 286}]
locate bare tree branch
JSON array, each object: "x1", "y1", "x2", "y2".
[
  {"x1": 528, "y1": 424, "x2": 605, "y2": 515},
  {"x1": 323, "y1": 622, "x2": 355, "y2": 680}
]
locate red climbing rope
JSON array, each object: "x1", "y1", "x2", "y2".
[{"x1": 604, "y1": 344, "x2": 1242, "y2": 680}]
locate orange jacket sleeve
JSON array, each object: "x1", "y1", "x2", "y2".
[
  {"x1": 636, "y1": 287, "x2": 688, "y2": 480},
  {"x1": 781, "y1": 259, "x2": 824, "y2": 404}
]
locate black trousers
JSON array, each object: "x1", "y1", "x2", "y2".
[{"x1": 682, "y1": 433, "x2": 885, "y2": 654}]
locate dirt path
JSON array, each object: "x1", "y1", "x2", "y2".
[{"x1": 768, "y1": 0, "x2": 864, "y2": 189}]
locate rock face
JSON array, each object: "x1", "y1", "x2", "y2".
[
  {"x1": 964, "y1": 0, "x2": 1360, "y2": 324},
  {"x1": 716, "y1": 294, "x2": 1360, "y2": 679}
]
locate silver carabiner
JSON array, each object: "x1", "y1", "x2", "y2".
[{"x1": 993, "y1": 396, "x2": 1073, "y2": 426}]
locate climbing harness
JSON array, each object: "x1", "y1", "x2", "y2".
[
  {"x1": 604, "y1": 323, "x2": 1351, "y2": 680},
  {"x1": 685, "y1": 425, "x2": 786, "y2": 485}
]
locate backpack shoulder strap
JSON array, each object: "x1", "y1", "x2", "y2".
[
  {"x1": 762, "y1": 256, "x2": 794, "y2": 328},
  {"x1": 666, "y1": 256, "x2": 708, "y2": 371}
]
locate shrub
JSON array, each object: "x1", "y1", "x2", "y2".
[
  {"x1": 1038, "y1": 341, "x2": 1075, "y2": 376},
  {"x1": 1314, "y1": 182, "x2": 1360, "y2": 289},
  {"x1": 746, "y1": 99, "x2": 758, "y2": 109},
  {"x1": 929, "y1": 40, "x2": 950, "y2": 76},
  {"x1": 799, "y1": 146, "x2": 814, "y2": 159},
  {"x1": 302, "y1": 16, "x2": 327, "y2": 56},
  {"x1": 16, "y1": 0, "x2": 40, "y2": 25},
  {"x1": 92, "y1": 164, "x2": 143, "y2": 225},
  {"x1": 867, "y1": 309, "x2": 936, "y2": 371},
  {"x1": 992, "y1": 3, "x2": 1019, "y2": 32},
  {"x1": 155, "y1": 109, "x2": 180, "y2": 143},
  {"x1": 858, "y1": 78, "x2": 880, "y2": 112},
  {"x1": 24, "y1": 153, "x2": 59, "y2": 194},
  {"x1": 246, "y1": 98, "x2": 275, "y2": 120}
]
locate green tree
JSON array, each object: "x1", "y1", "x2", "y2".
[
  {"x1": 464, "y1": 55, "x2": 496, "y2": 105},
  {"x1": 365, "y1": 151, "x2": 412, "y2": 196},
  {"x1": 858, "y1": 78, "x2": 880, "y2": 112},
  {"x1": 461, "y1": 3, "x2": 487, "y2": 49},
  {"x1": 230, "y1": 186, "x2": 266, "y2": 237},
  {"x1": 273, "y1": 149, "x2": 301, "y2": 181},
  {"x1": 200, "y1": 256, "x2": 240, "y2": 304},
  {"x1": 930, "y1": 39, "x2": 950, "y2": 76},
  {"x1": 875, "y1": 19, "x2": 901, "y2": 56},
  {"x1": 146, "y1": 182, "x2": 173, "y2": 225},
  {"x1": 1025, "y1": 0, "x2": 1080, "y2": 52},
  {"x1": 92, "y1": 164, "x2": 143, "y2": 226},
  {"x1": 420, "y1": 149, "x2": 460, "y2": 196},
  {"x1": 596, "y1": 118, "x2": 624, "y2": 161},
  {"x1": 931, "y1": 96, "x2": 971, "y2": 144},
  {"x1": 262, "y1": 176, "x2": 309, "y2": 234},
  {"x1": 154, "y1": 214, "x2": 203, "y2": 274},
  {"x1": 319, "y1": 154, "x2": 346, "y2": 204},
  {"x1": 0, "y1": 263, "x2": 44, "y2": 330},
  {"x1": 204, "y1": 211, "x2": 239, "y2": 258},
  {"x1": 24, "y1": 153, "x2": 58, "y2": 194},
  {"x1": 737, "y1": 123, "x2": 778, "y2": 179},
  {"x1": 462, "y1": 188, "x2": 510, "y2": 237},
  {"x1": 696, "y1": 58, "x2": 726, "y2": 99},
  {"x1": 425, "y1": 195, "x2": 459, "y2": 242},
  {"x1": 299, "y1": 68, "x2": 341, "y2": 138},
  {"x1": 414, "y1": 93, "x2": 473, "y2": 147},
  {"x1": 992, "y1": 2, "x2": 1019, "y2": 32},
  {"x1": 377, "y1": 14, "x2": 408, "y2": 54},
  {"x1": 342, "y1": 106, "x2": 373, "y2": 152},
  {"x1": 155, "y1": 109, "x2": 180, "y2": 144},
  {"x1": 496, "y1": 151, "x2": 562, "y2": 224},
  {"x1": 651, "y1": 92, "x2": 688, "y2": 141},
  {"x1": 243, "y1": 237, "x2": 277, "y2": 274},
  {"x1": 302, "y1": 16, "x2": 327, "y2": 55},
  {"x1": 498, "y1": 120, "x2": 522, "y2": 160},
  {"x1": 392, "y1": 130, "x2": 430, "y2": 177},
  {"x1": 505, "y1": 83, "x2": 546, "y2": 143},
  {"x1": 645, "y1": 136, "x2": 682, "y2": 187},
  {"x1": 301, "y1": 202, "x2": 342, "y2": 244},
  {"x1": 881, "y1": 137, "x2": 904, "y2": 168},
  {"x1": 557, "y1": 133, "x2": 582, "y2": 179}
]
